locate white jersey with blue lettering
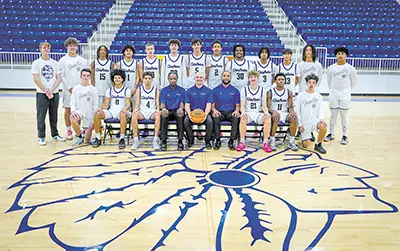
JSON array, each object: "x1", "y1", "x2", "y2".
[
  {"x1": 254, "y1": 59, "x2": 276, "y2": 91},
  {"x1": 139, "y1": 85, "x2": 157, "y2": 114},
  {"x1": 270, "y1": 87, "x2": 290, "y2": 112},
  {"x1": 225, "y1": 58, "x2": 254, "y2": 91},
  {"x1": 207, "y1": 55, "x2": 228, "y2": 89},
  {"x1": 142, "y1": 57, "x2": 161, "y2": 89},
  {"x1": 106, "y1": 85, "x2": 131, "y2": 114},
  {"x1": 277, "y1": 62, "x2": 300, "y2": 93},
  {"x1": 185, "y1": 53, "x2": 209, "y2": 89},
  {"x1": 94, "y1": 58, "x2": 112, "y2": 96},
  {"x1": 119, "y1": 59, "x2": 138, "y2": 92},
  {"x1": 162, "y1": 54, "x2": 185, "y2": 88},
  {"x1": 241, "y1": 85, "x2": 266, "y2": 113}
]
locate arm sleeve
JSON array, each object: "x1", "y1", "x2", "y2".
[{"x1": 350, "y1": 65, "x2": 357, "y2": 89}]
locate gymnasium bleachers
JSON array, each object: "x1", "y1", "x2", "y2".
[
  {"x1": 277, "y1": 0, "x2": 400, "y2": 58},
  {"x1": 110, "y1": 0, "x2": 284, "y2": 55},
  {"x1": 0, "y1": 0, "x2": 113, "y2": 52}
]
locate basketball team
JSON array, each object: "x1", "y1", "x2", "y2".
[{"x1": 31, "y1": 37, "x2": 357, "y2": 154}]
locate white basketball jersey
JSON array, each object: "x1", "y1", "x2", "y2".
[
  {"x1": 208, "y1": 55, "x2": 228, "y2": 89},
  {"x1": 163, "y1": 54, "x2": 184, "y2": 88},
  {"x1": 95, "y1": 59, "x2": 112, "y2": 96},
  {"x1": 186, "y1": 53, "x2": 207, "y2": 88},
  {"x1": 119, "y1": 59, "x2": 137, "y2": 92},
  {"x1": 244, "y1": 86, "x2": 264, "y2": 113},
  {"x1": 139, "y1": 85, "x2": 157, "y2": 113},
  {"x1": 142, "y1": 57, "x2": 161, "y2": 89},
  {"x1": 270, "y1": 87, "x2": 290, "y2": 112},
  {"x1": 107, "y1": 85, "x2": 130, "y2": 113},
  {"x1": 255, "y1": 60, "x2": 275, "y2": 91},
  {"x1": 277, "y1": 62, "x2": 299, "y2": 93},
  {"x1": 226, "y1": 59, "x2": 253, "y2": 91}
]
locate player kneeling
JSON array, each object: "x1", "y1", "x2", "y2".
[
  {"x1": 267, "y1": 73, "x2": 298, "y2": 151},
  {"x1": 92, "y1": 69, "x2": 131, "y2": 149},
  {"x1": 295, "y1": 73, "x2": 327, "y2": 154}
]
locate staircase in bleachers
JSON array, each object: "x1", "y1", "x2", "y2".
[
  {"x1": 110, "y1": 0, "x2": 284, "y2": 55},
  {"x1": 277, "y1": 0, "x2": 400, "y2": 58},
  {"x1": 0, "y1": 0, "x2": 114, "y2": 52}
]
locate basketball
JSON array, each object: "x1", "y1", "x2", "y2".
[{"x1": 190, "y1": 109, "x2": 206, "y2": 123}]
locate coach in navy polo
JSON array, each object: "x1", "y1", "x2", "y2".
[
  {"x1": 160, "y1": 71, "x2": 186, "y2": 151},
  {"x1": 184, "y1": 72, "x2": 213, "y2": 149},
  {"x1": 212, "y1": 71, "x2": 240, "y2": 150}
]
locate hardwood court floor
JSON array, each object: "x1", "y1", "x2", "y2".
[{"x1": 0, "y1": 92, "x2": 399, "y2": 251}]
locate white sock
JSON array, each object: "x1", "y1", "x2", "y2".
[
  {"x1": 134, "y1": 137, "x2": 139, "y2": 141},
  {"x1": 240, "y1": 138, "x2": 245, "y2": 143},
  {"x1": 263, "y1": 138, "x2": 269, "y2": 144},
  {"x1": 289, "y1": 135, "x2": 295, "y2": 142},
  {"x1": 340, "y1": 109, "x2": 349, "y2": 137},
  {"x1": 93, "y1": 132, "x2": 100, "y2": 139},
  {"x1": 66, "y1": 126, "x2": 72, "y2": 131},
  {"x1": 120, "y1": 133, "x2": 125, "y2": 138},
  {"x1": 329, "y1": 108, "x2": 339, "y2": 135}
]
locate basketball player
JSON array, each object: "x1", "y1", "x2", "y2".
[
  {"x1": 161, "y1": 39, "x2": 185, "y2": 88},
  {"x1": 184, "y1": 72, "x2": 213, "y2": 149},
  {"x1": 298, "y1": 44, "x2": 323, "y2": 93},
  {"x1": 254, "y1": 47, "x2": 276, "y2": 91},
  {"x1": 267, "y1": 73, "x2": 298, "y2": 151},
  {"x1": 59, "y1": 37, "x2": 88, "y2": 140},
  {"x1": 131, "y1": 72, "x2": 161, "y2": 150},
  {"x1": 212, "y1": 71, "x2": 240, "y2": 150},
  {"x1": 277, "y1": 48, "x2": 300, "y2": 94},
  {"x1": 207, "y1": 40, "x2": 229, "y2": 90},
  {"x1": 225, "y1": 44, "x2": 254, "y2": 91},
  {"x1": 185, "y1": 38, "x2": 210, "y2": 89},
  {"x1": 90, "y1": 45, "x2": 114, "y2": 108},
  {"x1": 92, "y1": 69, "x2": 131, "y2": 149},
  {"x1": 115, "y1": 44, "x2": 139, "y2": 97},
  {"x1": 160, "y1": 72, "x2": 185, "y2": 151},
  {"x1": 70, "y1": 69, "x2": 98, "y2": 146},
  {"x1": 295, "y1": 73, "x2": 327, "y2": 154},
  {"x1": 32, "y1": 41, "x2": 65, "y2": 145},
  {"x1": 138, "y1": 43, "x2": 162, "y2": 89},
  {"x1": 324, "y1": 46, "x2": 357, "y2": 145},
  {"x1": 236, "y1": 70, "x2": 272, "y2": 152}
]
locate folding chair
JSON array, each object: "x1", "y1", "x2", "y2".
[{"x1": 103, "y1": 118, "x2": 131, "y2": 144}]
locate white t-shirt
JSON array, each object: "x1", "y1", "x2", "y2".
[
  {"x1": 31, "y1": 57, "x2": 61, "y2": 93},
  {"x1": 295, "y1": 91, "x2": 324, "y2": 127},
  {"x1": 298, "y1": 61, "x2": 323, "y2": 93},
  {"x1": 70, "y1": 84, "x2": 98, "y2": 119},
  {"x1": 240, "y1": 85, "x2": 266, "y2": 113},
  {"x1": 327, "y1": 63, "x2": 357, "y2": 100},
  {"x1": 59, "y1": 54, "x2": 88, "y2": 93}
]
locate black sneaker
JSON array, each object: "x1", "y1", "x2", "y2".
[
  {"x1": 311, "y1": 132, "x2": 315, "y2": 142},
  {"x1": 187, "y1": 140, "x2": 194, "y2": 148},
  {"x1": 324, "y1": 134, "x2": 335, "y2": 142},
  {"x1": 206, "y1": 141, "x2": 212, "y2": 150},
  {"x1": 228, "y1": 139, "x2": 235, "y2": 151},
  {"x1": 118, "y1": 138, "x2": 126, "y2": 149},
  {"x1": 177, "y1": 140, "x2": 184, "y2": 151},
  {"x1": 92, "y1": 138, "x2": 101, "y2": 148},
  {"x1": 314, "y1": 143, "x2": 327, "y2": 154},
  {"x1": 213, "y1": 139, "x2": 221, "y2": 150},
  {"x1": 161, "y1": 141, "x2": 167, "y2": 151},
  {"x1": 341, "y1": 136, "x2": 348, "y2": 145}
]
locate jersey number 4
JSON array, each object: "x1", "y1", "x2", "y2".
[{"x1": 146, "y1": 101, "x2": 151, "y2": 108}]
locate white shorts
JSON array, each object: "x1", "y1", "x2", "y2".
[
  {"x1": 139, "y1": 110, "x2": 155, "y2": 120},
  {"x1": 301, "y1": 119, "x2": 321, "y2": 141},
  {"x1": 103, "y1": 109, "x2": 131, "y2": 120},
  {"x1": 63, "y1": 91, "x2": 71, "y2": 108},
  {"x1": 329, "y1": 99, "x2": 351, "y2": 110},
  {"x1": 75, "y1": 113, "x2": 93, "y2": 129},
  {"x1": 247, "y1": 112, "x2": 264, "y2": 124},
  {"x1": 278, "y1": 111, "x2": 289, "y2": 124}
]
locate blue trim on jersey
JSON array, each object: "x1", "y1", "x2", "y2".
[
  {"x1": 142, "y1": 85, "x2": 154, "y2": 94},
  {"x1": 234, "y1": 59, "x2": 247, "y2": 67},
  {"x1": 97, "y1": 59, "x2": 110, "y2": 67},
  {"x1": 113, "y1": 86, "x2": 125, "y2": 94},
  {"x1": 144, "y1": 57, "x2": 157, "y2": 65},
  {"x1": 248, "y1": 85, "x2": 260, "y2": 96},
  {"x1": 122, "y1": 59, "x2": 135, "y2": 68},
  {"x1": 282, "y1": 62, "x2": 295, "y2": 72},
  {"x1": 191, "y1": 53, "x2": 204, "y2": 61},
  {"x1": 167, "y1": 54, "x2": 181, "y2": 63},
  {"x1": 257, "y1": 60, "x2": 271, "y2": 69},
  {"x1": 273, "y1": 87, "x2": 287, "y2": 97}
]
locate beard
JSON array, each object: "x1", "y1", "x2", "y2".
[{"x1": 222, "y1": 79, "x2": 230, "y2": 85}]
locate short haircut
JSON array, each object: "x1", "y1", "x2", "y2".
[
  {"x1": 64, "y1": 37, "x2": 79, "y2": 47},
  {"x1": 110, "y1": 69, "x2": 126, "y2": 83},
  {"x1": 168, "y1": 71, "x2": 178, "y2": 80},
  {"x1": 143, "y1": 71, "x2": 154, "y2": 79},
  {"x1": 334, "y1": 46, "x2": 349, "y2": 56},
  {"x1": 168, "y1": 39, "x2": 181, "y2": 48},
  {"x1": 145, "y1": 43, "x2": 155, "y2": 48},
  {"x1": 195, "y1": 71, "x2": 205, "y2": 77},
  {"x1": 258, "y1": 47, "x2": 270, "y2": 59},
  {"x1": 302, "y1": 44, "x2": 317, "y2": 62},
  {"x1": 305, "y1": 73, "x2": 319, "y2": 83},
  {"x1": 122, "y1": 44, "x2": 135, "y2": 55},
  {"x1": 274, "y1": 72, "x2": 286, "y2": 81},
  {"x1": 282, "y1": 48, "x2": 293, "y2": 55},
  {"x1": 191, "y1": 38, "x2": 202, "y2": 45},
  {"x1": 39, "y1": 41, "x2": 51, "y2": 49},
  {"x1": 96, "y1": 45, "x2": 109, "y2": 59},
  {"x1": 233, "y1": 44, "x2": 246, "y2": 57},
  {"x1": 80, "y1": 68, "x2": 91, "y2": 76},
  {"x1": 248, "y1": 70, "x2": 259, "y2": 78},
  {"x1": 212, "y1": 40, "x2": 222, "y2": 47}
]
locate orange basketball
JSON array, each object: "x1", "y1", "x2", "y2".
[{"x1": 190, "y1": 109, "x2": 206, "y2": 123}]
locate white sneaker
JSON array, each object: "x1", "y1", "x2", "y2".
[
  {"x1": 131, "y1": 139, "x2": 139, "y2": 150},
  {"x1": 53, "y1": 135, "x2": 66, "y2": 142},
  {"x1": 71, "y1": 137, "x2": 84, "y2": 146},
  {"x1": 288, "y1": 141, "x2": 299, "y2": 151},
  {"x1": 269, "y1": 137, "x2": 277, "y2": 151},
  {"x1": 153, "y1": 137, "x2": 161, "y2": 150},
  {"x1": 38, "y1": 138, "x2": 46, "y2": 146}
]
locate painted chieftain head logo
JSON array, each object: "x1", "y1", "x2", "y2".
[
  {"x1": 6, "y1": 146, "x2": 397, "y2": 250},
  {"x1": 41, "y1": 65, "x2": 54, "y2": 82}
]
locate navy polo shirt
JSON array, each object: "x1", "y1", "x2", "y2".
[
  {"x1": 212, "y1": 84, "x2": 240, "y2": 112},
  {"x1": 185, "y1": 84, "x2": 213, "y2": 111},
  {"x1": 160, "y1": 85, "x2": 185, "y2": 110}
]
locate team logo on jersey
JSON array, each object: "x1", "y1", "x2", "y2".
[{"x1": 41, "y1": 65, "x2": 54, "y2": 82}]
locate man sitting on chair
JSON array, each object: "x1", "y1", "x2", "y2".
[
  {"x1": 267, "y1": 73, "x2": 298, "y2": 151},
  {"x1": 212, "y1": 71, "x2": 240, "y2": 150},
  {"x1": 131, "y1": 71, "x2": 161, "y2": 150},
  {"x1": 92, "y1": 69, "x2": 131, "y2": 149},
  {"x1": 236, "y1": 70, "x2": 272, "y2": 152},
  {"x1": 184, "y1": 72, "x2": 213, "y2": 149},
  {"x1": 160, "y1": 71, "x2": 185, "y2": 151}
]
